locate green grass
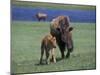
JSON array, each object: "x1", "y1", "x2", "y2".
[
  {"x1": 11, "y1": 21, "x2": 96, "y2": 74},
  {"x1": 11, "y1": 1, "x2": 96, "y2": 10}
]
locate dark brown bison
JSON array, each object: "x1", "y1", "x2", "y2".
[
  {"x1": 36, "y1": 12, "x2": 47, "y2": 21},
  {"x1": 50, "y1": 16, "x2": 74, "y2": 59},
  {"x1": 40, "y1": 34, "x2": 56, "y2": 64}
]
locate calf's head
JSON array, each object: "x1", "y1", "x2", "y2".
[{"x1": 48, "y1": 36, "x2": 56, "y2": 48}]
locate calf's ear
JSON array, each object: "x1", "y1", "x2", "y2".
[{"x1": 68, "y1": 27, "x2": 73, "y2": 32}]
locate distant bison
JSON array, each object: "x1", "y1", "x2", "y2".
[
  {"x1": 36, "y1": 12, "x2": 47, "y2": 21},
  {"x1": 40, "y1": 34, "x2": 56, "y2": 64},
  {"x1": 50, "y1": 16, "x2": 74, "y2": 59}
]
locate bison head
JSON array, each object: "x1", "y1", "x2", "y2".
[
  {"x1": 57, "y1": 19, "x2": 74, "y2": 52},
  {"x1": 62, "y1": 27, "x2": 73, "y2": 52}
]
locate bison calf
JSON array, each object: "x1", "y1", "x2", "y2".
[{"x1": 40, "y1": 34, "x2": 56, "y2": 64}]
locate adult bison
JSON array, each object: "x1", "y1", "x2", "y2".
[
  {"x1": 36, "y1": 12, "x2": 47, "y2": 21},
  {"x1": 50, "y1": 16, "x2": 74, "y2": 59}
]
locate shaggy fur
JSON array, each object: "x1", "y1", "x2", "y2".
[{"x1": 50, "y1": 16, "x2": 73, "y2": 59}]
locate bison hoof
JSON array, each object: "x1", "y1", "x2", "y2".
[
  {"x1": 46, "y1": 62, "x2": 50, "y2": 65},
  {"x1": 40, "y1": 61, "x2": 42, "y2": 64},
  {"x1": 61, "y1": 56, "x2": 65, "y2": 59},
  {"x1": 46, "y1": 60, "x2": 50, "y2": 64},
  {"x1": 66, "y1": 54, "x2": 70, "y2": 58}
]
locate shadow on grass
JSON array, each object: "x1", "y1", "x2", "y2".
[
  {"x1": 35, "y1": 60, "x2": 47, "y2": 66},
  {"x1": 56, "y1": 57, "x2": 62, "y2": 62},
  {"x1": 35, "y1": 57, "x2": 63, "y2": 66}
]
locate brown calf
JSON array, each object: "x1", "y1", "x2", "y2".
[{"x1": 40, "y1": 34, "x2": 56, "y2": 64}]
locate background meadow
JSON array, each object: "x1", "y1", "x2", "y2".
[{"x1": 11, "y1": 1, "x2": 96, "y2": 74}]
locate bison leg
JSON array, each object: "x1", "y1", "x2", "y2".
[
  {"x1": 58, "y1": 42, "x2": 66, "y2": 59},
  {"x1": 66, "y1": 50, "x2": 70, "y2": 58},
  {"x1": 60, "y1": 49, "x2": 65, "y2": 59},
  {"x1": 38, "y1": 18, "x2": 41, "y2": 21},
  {"x1": 66, "y1": 47, "x2": 73, "y2": 58},
  {"x1": 44, "y1": 18, "x2": 46, "y2": 21},
  {"x1": 39, "y1": 19, "x2": 40, "y2": 21}
]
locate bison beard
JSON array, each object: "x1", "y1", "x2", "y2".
[{"x1": 50, "y1": 16, "x2": 73, "y2": 59}]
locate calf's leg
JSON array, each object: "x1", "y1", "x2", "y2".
[
  {"x1": 51, "y1": 48, "x2": 56, "y2": 63},
  {"x1": 40, "y1": 47, "x2": 44, "y2": 64},
  {"x1": 46, "y1": 50, "x2": 51, "y2": 64},
  {"x1": 58, "y1": 42, "x2": 65, "y2": 59}
]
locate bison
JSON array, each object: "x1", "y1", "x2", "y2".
[
  {"x1": 50, "y1": 16, "x2": 74, "y2": 59},
  {"x1": 40, "y1": 33, "x2": 56, "y2": 64},
  {"x1": 36, "y1": 12, "x2": 47, "y2": 21}
]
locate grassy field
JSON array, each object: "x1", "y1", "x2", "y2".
[
  {"x1": 11, "y1": 1, "x2": 96, "y2": 10},
  {"x1": 11, "y1": 21, "x2": 96, "y2": 74}
]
